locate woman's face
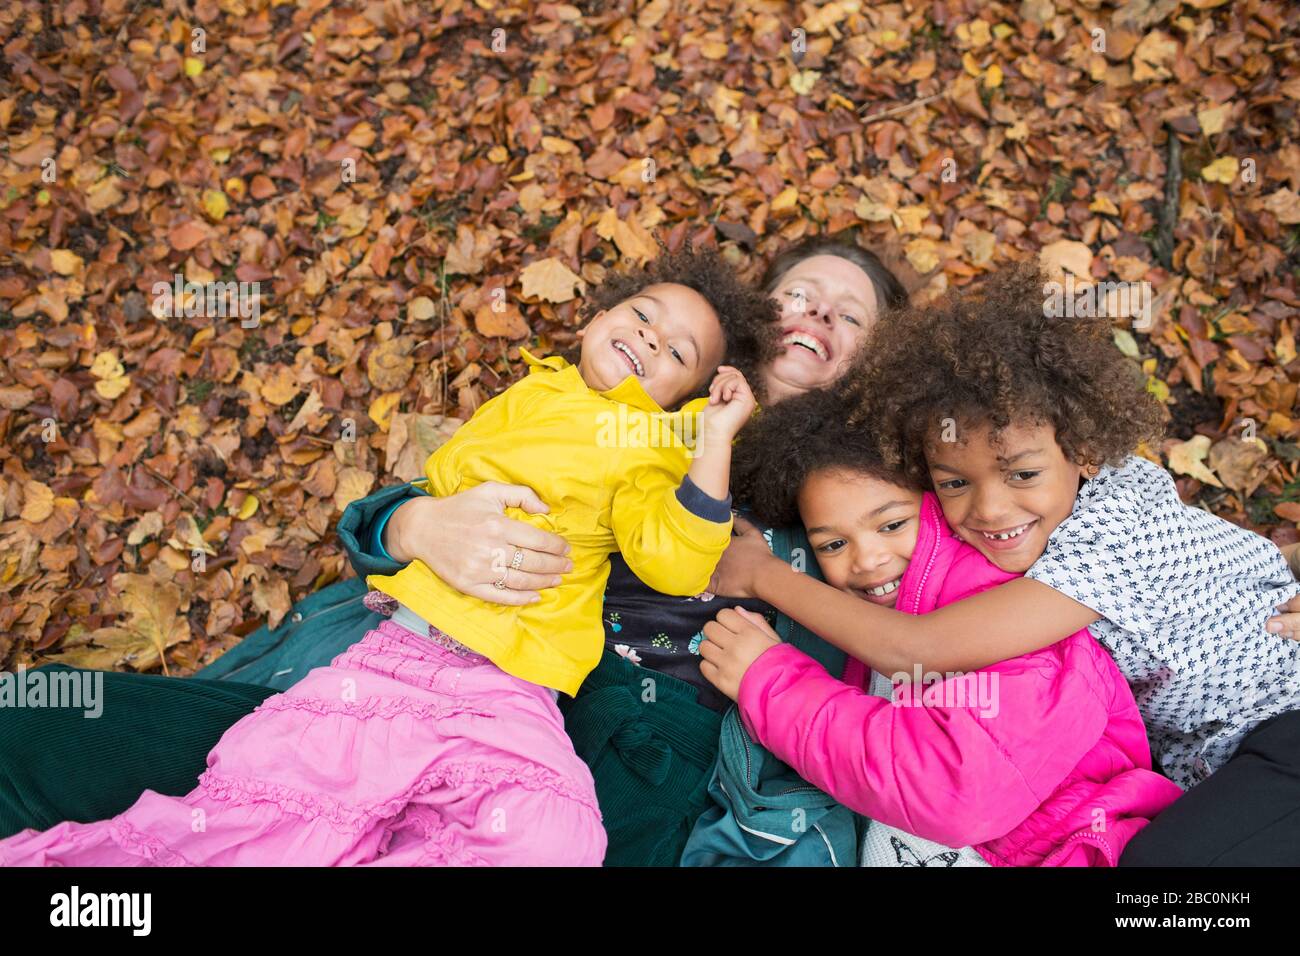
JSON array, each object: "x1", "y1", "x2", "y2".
[{"x1": 762, "y1": 254, "x2": 882, "y2": 404}]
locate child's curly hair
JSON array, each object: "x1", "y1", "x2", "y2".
[
  {"x1": 732, "y1": 383, "x2": 919, "y2": 528},
  {"x1": 856, "y1": 261, "x2": 1166, "y2": 487},
  {"x1": 578, "y1": 243, "x2": 781, "y2": 401}
]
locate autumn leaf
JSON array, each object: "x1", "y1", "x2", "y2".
[
  {"x1": 260, "y1": 365, "x2": 300, "y2": 406},
  {"x1": 367, "y1": 338, "x2": 415, "y2": 391},
  {"x1": 1262, "y1": 188, "x2": 1300, "y2": 224},
  {"x1": 201, "y1": 188, "x2": 229, "y2": 221},
  {"x1": 1167, "y1": 435, "x2": 1223, "y2": 487},
  {"x1": 386, "y1": 413, "x2": 464, "y2": 481},
  {"x1": 407, "y1": 296, "x2": 436, "y2": 320},
  {"x1": 1208, "y1": 436, "x2": 1270, "y2": 496},
  {"x1": 49, "y1": 250, "x2": 83, "y2": 275},
  {"x1": 21, "y1": 481, "x2": 54, "y2": 523},
  {"x1": 1040, "y1": 240, "x2": 1094, "y2": 280},
  {"x1": 790, "y1": 70, "x2": 819, "y2": 95},
  {"x1": 474, "y1": 301, "x2": 529, "y2": 339},
  {"x1": 368, "y1": 391, "x2": 402, "y2": 431},
  {"x1": 168, "y1": 220, "x2": 209, "y2": 251},
  {"x1": 1201, "y1": 156, "x2": 1239, "y2": 183},
  {"x1": 520, "y1": 257, "x2": 584, "y2": 303},
  {"x1": 334, "y1": 466, "x2": 375, "y2": 512},
  {"x1": 251, "y1": 576, "x2": 291, "y2": 631},
  {"x1": 7, "y1": 0, "x2": 1299, "y2": 679},
  {"x1": 57, "y1": 575, "x2": 190, "y2": 673},
  {"x1": 90, "y1": 350, "x2": 130, "y2": 399}
]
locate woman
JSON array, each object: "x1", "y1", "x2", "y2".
[{"x1": 0, "y1": 235, "x2": 907, "y2": 865}]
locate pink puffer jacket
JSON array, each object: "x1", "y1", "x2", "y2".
[{"x1": 737, "y1": 492, "x2": 1183, "y2": 866}]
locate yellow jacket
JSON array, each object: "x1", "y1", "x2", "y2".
[{"x1": 367, "y1": 350, "x2": 733, "y2": 694}]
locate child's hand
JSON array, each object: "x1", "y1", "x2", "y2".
[
  {"x1": 698, "y1": 366, "x2": 756, "y2": 445},
  {"x1": 698, "y1": 607, "x2": 782, "y2": 701},
  {"x1": 707, "y1": 515, "x2": 779, "y2": 599}
]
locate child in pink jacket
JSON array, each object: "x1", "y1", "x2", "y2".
[{"x1": 699, "y1": 398, "x2": 1182, "y2": 866}]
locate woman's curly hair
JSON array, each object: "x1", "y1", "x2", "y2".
[
  {"x1": 578, "y1": 243, "x2": 781, "y2": 401},
  {"x1": 732, "y1": 383, "x2": 919, "y2": 528},
  {"x1": 856, "y1": 261, "x2": 1166, "y2": 488}
]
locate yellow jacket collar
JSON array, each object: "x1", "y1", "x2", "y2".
[{"x1": 519, "y1": 347, "x2": 706, "y2": 416}]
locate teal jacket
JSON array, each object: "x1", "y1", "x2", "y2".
[{"x1": 198, "y1": 482, "x2": 858, "y2": 866}]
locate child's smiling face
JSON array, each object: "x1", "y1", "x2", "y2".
[
  {"x1": 577, "y1": 282, "x2": 726, "y2": 408},
  {"x1": 925, "y1": 421, "x2": 1089, "y2": 574},
  {"x1": 798, "y1": 468, "x2": 923, "y2": 608}
]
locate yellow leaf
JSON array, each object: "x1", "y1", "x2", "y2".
[
  {"x1": 891, "y1": 205, "x2": 931, "y2": 234},
  {"x1": 984, "y1": 63, "x2": 1003, "y2": 89},
  {"x1": 962, "y1": 52, "x2": 981, "y2": 77},
  {"x1": 520, "y1": 257, "x2": 585, "y2": 303},
  {"x1": 854, "y1": 195, "x2": 891, "y2": 222},
  {"x1": 90, "y1": 350, "x2": 123, "y2": 379},
  {"x1": 334, "y1": 466, "x2": 375, "y2": 512},
  {"x1": 967, "y1": 20, "x2": 992, "y2": 47},
  {"x1": 1201, "y1": 156, "x2": 1239, "y2": 183},
  {"x1": 95, "y1": 375, "x2": 131, "y2": 400},
  {"x1": 962, "y1": 229, "x2": 996, "y2": 266},
  {"x1": 408, "y1": 296, "x2": 436, "y2": 320},
  {"x1": 189, "y1": 326, "x2": 215, "y2": 350},
  {"x1": 184, "y1": 57, "x2": 204, "y2": 77},
  {"x1": 1166, "y1": 434, "x2": 1221, "y2": 487},
  {"x1": 236, "y1": 493, "x2": 260, "y2": 521},
  {"x1": 21, "y1": 481, "x2": 54, "y2": 523},
  {"x1": 50, "y1": 249, "x2": 84, "y2": 275},
  {"x1": 595, "y1": 208, "x2": 657, "y2": 263},
  {"x1": 541, "y1": 136, "x2": 577, "y2": 154},
  {"x1": 700, "y1": 40, "x2": 729, "y2": 60},
  {"x1": 790, "y1": 70, "x2": 819, "y2": 96},
  {"x1": 1113, "y1": 328, "x2": 1140, "y2": 359},
  {"x1": 487, "y1": 146, "x2": 509, "y2": 163},
  {"x1": 201, "y1": 188, "x2": 229, "y2": 221},
  {"x1": 1146, "y1": 376, "x2": 1170, "y2": 403},
  {"x1": 904, "y1": 238, "x2": 940, "y2": 273},
  {"x1": 1089, "y1": 195, "x2": 1119, "y2": 215},
  {"x1": 771, "y1": 187, "x2": 800, "y2": 212},
  {"x1": 369, "y1": 391, "x2": 402, "y2": 432},
  {"x1": 1277, "y1": 330, "x2": 1297, "y2": 365},
  {"x1": 260, "y1": 365, "x2": 300, "y2": 406},
  {"x1": 1197, "y1": 103, "x2": 1230, "y2": 136}
]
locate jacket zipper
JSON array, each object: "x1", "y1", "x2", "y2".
[{"x1": 909, "y1": 502, "x2": 942, "y2": 614}]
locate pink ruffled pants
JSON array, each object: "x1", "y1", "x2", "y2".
[{"x1": 0, "y1": 620, "x2": 606, "y2": 866}]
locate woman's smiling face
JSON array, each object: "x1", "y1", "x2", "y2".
[{"x1": 762, "y1": 254, "x2": 881, "y2": 403}]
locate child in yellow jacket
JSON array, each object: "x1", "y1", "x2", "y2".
[{"x1": 0, "y1": 247, "x2": 780, "y2": 869}]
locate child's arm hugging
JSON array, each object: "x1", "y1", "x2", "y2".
[
  {"x1": 608, "y1": 367, "x2": 755, "y2": 597},
  {"x1": 708, "y1": 516, "x2": 1100, "y2": 677}
]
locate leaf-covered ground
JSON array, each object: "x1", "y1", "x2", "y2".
[{"x1": 1, "y1": 0, "x2": 1298, "y2": 673}]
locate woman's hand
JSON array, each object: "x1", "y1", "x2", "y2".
[
  {"x1": 698, "y1": 607, "x2": 782, "y2": 702},
  {"x1": 384, "y1": 483, "x2": 572, "y2": 606},
  {"x1": 707, "y1": 515, "x2": 781, "y2": 599}
]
